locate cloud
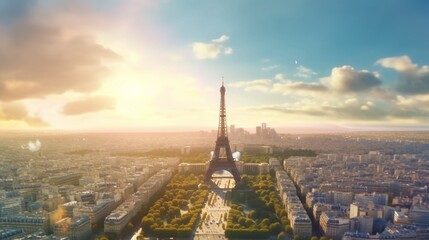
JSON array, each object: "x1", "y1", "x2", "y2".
[
  {"x1": 62, "y1": 95, "x2": 116, "y2": 115},
  {"x1": 233, "y1": 65, "x2": 382, "y2": 97},
  {"x1": 0, "y1": 102, "x2": 49, "y2": 127},
  {"x1": 294, "y1": 65, "x2": 317, "y2": 78},
  {"x1": 273, "y1": 81, "x2": 327, "y2": 93},
  {"x1": 212, "y1": 35, "x2": 229, "y2": 43},
  {"x1": 243, "y1": 91, "x2": 429, "y2": 123},
  {"x1": 376, "y1": 56, "x2": 429, "y2": 94},
  {"x1": 395, "y1": 94, "x2": 429, "y2": 111},
  {"x1": 323, "y1": 65, "x2": 382, "y2": 93},
  {"x1": 261, "y1": 65, "x2": 279, "y2": 71},
  {"x1": 231, "y1": 57, "x2": 429, "y2": 123},
  {"x1": 191, "y1": 35, "x2": 232, "y2": 60},
  {"x1": 249, "y1": 102, "x2": 386, "y2": 121},
  {"x1": 231, "y1": 73, "x2": 328, "y2": 95},
  {"x1": 192, "y1": 42, "x2": 221, "y2": 59},
  {"x1": 0, "y1": 6, "x2": 121, "y2": 101},
  {"x1": 229, "y1": 79, "x2": 271, "y2": 92},
  {"x1": 224, "y1": 47, "x2": 233, "y2": 55},
  {"x1": 376, "y1": 55, "x2": 417, "y2": 72}
]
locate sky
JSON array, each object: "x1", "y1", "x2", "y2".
[{"x1": 0, "y1": 0, "x2": 429, "y2": 132}]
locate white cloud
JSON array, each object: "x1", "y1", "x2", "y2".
[
  {"x1": 0, "y1": 12, "x2": 121, "y2": 101},
  {"x1": 248, "y1": 101, "x2": 387, "y2": 121},
  {"x1": 272, "y1": 81, "x2": 327, "y2": 94},
  {"x1": 191, "y1": 35, "x2": 233, "y2": 60},
  {"x1": 230, "y1": 74, "x2": 326, "y2": 95},
  {"x1": 344, "y1": 98, "x2": 358, "y2": 105},
  {"x1": 0, "y1": 102, "x2": 49, "y2": 127},
  {"x1": 232, "y1": 65, "x2": 385, "y2": 98},
  {"x1": 224, "y1": 47, "x2": 233, "y2": 55},
  {"x1": 376, "y1": 55, "x2": 429, "y2": 94},
  {"x1": 212, "y1": 35, "x2": 230, "y2": 43},
  {"x1": 229, "y1": 79, "x2": 271, "y2": 92},
  {"x1": 192, "y1": 42, "x2": 221, "y2": 59},
  {"x1": 324, "y1": 65, "x2": 382, "y2": 93},
  {"x1": 395, "y1": 94, "x2": 429, "y2": 110},
  {"x1": 360, "y1": 105, "x2": 370, "y2": 110},
  {"x1": 294, "y1": 65, "x2": 317, "y2": 78},
  {"x1": 274, "y1": 74, "x2": 286, "y2": 81},
  {"x1": 376, "y1": 55, "x2": 417, "y2": 72},
  {"x1": 261, "y1": 65, "x2": 279, "y2": 71},
  {"x1": 231, "y1": 57, "x2": 429, "y2": 123},
  {"x1": 62, "y1": 95, "x2": 116, "y2": 115}
]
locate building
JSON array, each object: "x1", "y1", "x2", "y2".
[
  {"x1": 0, "y1": 197, "x2": 23, "y2": 217},
  {"x1": 0, "y1": 202, "x2": 21, "y2": 217},
  {"x1": 48, "y1": 173, "x2": 83, "y2": 186},
  {"x1": 69, "y1": 215, "x2": 91, "y2": 240},
  {"x1": 0, "y1": 215, "x2": 49, "y2": 234},
  {"x1": 313, "y1": 203, "x2": 332, "y2": 224},
  {"x1": 290, "y1": 214, "x2": 312, "y2": 237},
  {"x1": 0, "y1": 229, "x2": 25, "y2": 240},
  {"x1": 104, "y1": 210, "x2": 131, "y2": 235},
  {"x1": 269, "y1": 158, "x2": 282, "y2": 170},
  {"x1": 53, "y1": 217, "x2": 71, "y2": 238},
  {"x1": 409, "y1": 204, "x2": 429, "y2": 227},
  {"x1": 332, "y1": 191, "x2": 354, "y2": 206},
  {"x1": 354, "y1": 216, "x2": 374, "y2": 234},
  {"x1": 60, "y1": 201, "x2": 78, "y2": 218},
  {"x1": 181, "y1": 146, "x2": 191, "y2": 155},
  {"x1": 393, "y1": 210, "x2": 410, "y2": 225},
  {"x1": 53, "y1": 215, "x2": 91, "y2": 240},
  {"x1": 256, "y1": 126, "x2": 262, "y2": 136},
  {"x1": 355, "y1": 192, "x2": 389, "y2": 206},
  {"x1": 74, "y1": 200, "x2": 114, "y2": 226},
  {"x1": 105, "y1": 169, "x2": 173, "y2": 235},
  {"x1": 320, "y1": 211, "x2": 350, "y2": 240},
  {"x1": 178, "y1": 162, "x2": 207, "y2": 174}
]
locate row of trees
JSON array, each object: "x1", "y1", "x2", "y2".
[
  {"x1": 113, "y1": 147, "x2": 213, "y2": 163},
  {"x1": 239, "y1": 149, "x2": 317, "y2": 164},
  {"x1": 114, "y1": 147, "x2": 316, "y2": 164},
  {"x1": 226, "y1": 174, "x2": 289, "y2": 239},
  {"x1": 140, "y1": 174, "x2": 209, "y2": 238}
]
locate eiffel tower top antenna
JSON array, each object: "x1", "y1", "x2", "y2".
[{"x1": 218, "y1": 77, "x2": 228, "y2": 139}]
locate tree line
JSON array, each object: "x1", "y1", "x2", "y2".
[{"x1": 140, "y1": 174, "x2": 209, "y2": 238}]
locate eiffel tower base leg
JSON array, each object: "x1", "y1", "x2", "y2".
[{"x1": 204, "y1": 161, "x2": 241, "y2": 183}]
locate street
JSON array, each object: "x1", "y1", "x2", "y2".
[{"x1": 194, "y1": 177, "x2": 235, "y2": 240}]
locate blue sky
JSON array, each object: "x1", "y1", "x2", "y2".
[{"x1": 0, "y1": 1, "x2": 429, "y2": 131}]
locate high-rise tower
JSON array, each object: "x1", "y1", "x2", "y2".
[{"x1": 204, "y1": 82, "x2": 241, "y2": 183}]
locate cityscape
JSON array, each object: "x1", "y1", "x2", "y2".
[
  {"x1": 2, "y1": 121, "x2": 429, "y2": 239},
  {"x1": 1, "y1": 1, "x2": 429, "y2": 240}
]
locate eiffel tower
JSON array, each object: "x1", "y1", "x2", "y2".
[{"x1": 204, "y1": 81, "x2": 241, "y2": 183}]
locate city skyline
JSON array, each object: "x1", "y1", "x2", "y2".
[{"x1": 1, "y1": 1, "x2": 429, "y2": 131}]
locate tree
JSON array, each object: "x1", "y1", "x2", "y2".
[
  {"x1": 127, "y1": 222, "x2": 134, "y2": 230},
  {"x1": 277, "y1": 231, "x2": 286, "y2": 239},
  {"x1": 279, "y1": 209, "x2": 287, "y2": 218},
  {"x1": 248, "y1": 210, "x2": 256, "y2": 219},
  {"x1": 285, "y1": 224, "x2": 293, "y2": 234},
  {"x1": 261, "y1": 218, "x2": 270, "y2": 226},
  {"x1": 238, "y1": 217, "x2": 247, "y2": 226},
  {"x1": 96, "y1": 236, "x2": 109, "y2": 240},
  {"x1": 269, "y1": 222, "x2": 282, "y2": 235}
]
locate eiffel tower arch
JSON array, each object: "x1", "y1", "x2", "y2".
[{"x1": 204, "y1": 81, "x2": 241, "y2": 183}]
